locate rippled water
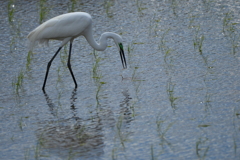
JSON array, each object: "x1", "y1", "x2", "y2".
[{"x1": 1, "y1": 0, "x2": 240, "y2": 159}]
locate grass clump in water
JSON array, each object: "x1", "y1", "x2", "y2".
[
  {"x1": 26, "y1": 51, "x2": 34, "y2": 70},
  {"x1": 18, "y1": 117, "x2": 26, "y2": 131},
  {"x1": 8, "y1": 0, "x2": 15, "y2": 23},
  {"x1": 196, "y1": 137, "x2": 209, "y2": 160},
  {"x1": 136, "y1": 0, "x2": 147, "y2": 16},
  {"x1": 68, "y1": 0, "x2": 77, "y2": 12},
  {"x1": 156, "y1": 115, "x2": 175, "y2": 152},
  {"x1": 166, "y1": 79, "x2": 178, "y2": 111},
  {"x1": 12, "y1": 70, "x2": 25, "y2": 94},
  {"x1": 222, "y1": 12, "x2": 239, "y2": 54},
  {"x1": 104, "y1": 0, "x2": 114, "y2": 18},
  {"x1": 39, "y1": 0, "x2": 49, "y2": 23},
  {"x1": 91, "y1": 50, "x2": 106, "y2": 107},
  {"x1": 158, "y1": 29, "x2": 176, "y2": 69},
  {"x1": 193, "y1": 26, "x2": 204, "y2": 55},
  {"x1": 115, "y1": 115, "x2": 131, "y2": 148},
  {"x1": 223, "y1": 12, "x2": 234, "y2": 34}
]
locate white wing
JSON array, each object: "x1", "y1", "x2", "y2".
[{"x1": 27, "y1": 12, "x2": 92, "y2": 51}]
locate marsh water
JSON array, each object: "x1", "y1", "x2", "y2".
[{"x1": 1, "y1": 0, "x2": 240, "y2": 159}]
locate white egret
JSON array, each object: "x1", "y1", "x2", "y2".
[{"x1": 27, "y1": 12, "x2": 127, "y2": 92}]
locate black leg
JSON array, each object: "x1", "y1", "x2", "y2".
[
  {"x1": 42, "y1": 47, "x2": 62, "y2": 92},
  {"x1": 67, "y1": 43, "x2": 78, "y2": 88}
]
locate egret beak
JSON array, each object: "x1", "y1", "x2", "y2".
[{"x1": 119, "y1": 43, "x2": 127, "y2": 69}]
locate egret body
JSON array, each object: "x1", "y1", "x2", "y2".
[{"x1": 27, "y1": 12, "x2": 127, "y2": 92}]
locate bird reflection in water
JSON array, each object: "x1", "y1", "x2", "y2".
[
  {"x1": 119, "y1": 90, "x2": 133, "y2": 125},
  {"x1": 37, "y1": 89, "x2": 104, "y2": 159}
]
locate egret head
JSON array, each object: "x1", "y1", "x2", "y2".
[
  {"x1": 112, "y1": 34, "x2": 127, "y2": 69},
  {"x1": 101, "y1": 32, "x2": 127, "y2": 69}
]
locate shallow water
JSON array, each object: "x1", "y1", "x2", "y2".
[{"x1": 1, "y1": 0, "x2": 240, "y2": 159}]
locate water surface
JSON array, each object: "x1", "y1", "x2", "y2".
[{"x1": 1, "y1": 0, "x2": 240, "y2": 159}]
